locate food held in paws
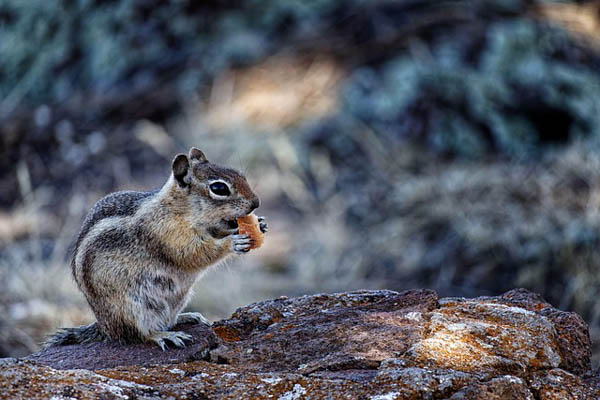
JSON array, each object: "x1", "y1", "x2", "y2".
[{"x1": 237, "y1": 214, "x2": 264, "y2": 250}]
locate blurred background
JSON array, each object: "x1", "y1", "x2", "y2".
[{"x1": 1, "y1": 0, "x2": 600, "y2": 367}]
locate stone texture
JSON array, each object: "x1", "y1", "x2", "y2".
[
  {"x1": 26, "y1": 322, "x2": 218, "y2": 370},
  {"x1": 405, "y1": 300, "x2": 561, "y2": 375},
  {"x1": 448, "y1": 375, "x2": 534, "y2": 400},
  {"x1": 210, "y1": 289, "x2": 439, "y2": 372},
  {"x1": 477, "y1": 288, "x2": 592, "y2": 375},
  {"x1": 0, "y1": 288, "x2": 596, "y2": 399},
  {"x1": 528, "y1": 368, "x2": 600, "y2": 400}
]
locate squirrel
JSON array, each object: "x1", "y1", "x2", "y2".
[{"x1": 44, "y1": 147, "x2": 267, "y2": 350}]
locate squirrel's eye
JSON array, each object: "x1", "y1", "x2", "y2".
[{"x1": 209, "y1": 182, "x2": 231, "y2": 196}]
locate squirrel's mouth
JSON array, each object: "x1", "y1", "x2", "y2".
[
  {"x1": 209, "y1": 219, "x2": 240, "y2": 239},
  {"x1": 224, "y1": 219, "x2": 238, "y2": 230}
]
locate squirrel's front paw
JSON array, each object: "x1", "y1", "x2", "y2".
[
  {"x1": 258, "y1": 216, "x2": 268, "y2": 233},
  {"x1": 231, "y1": 234, "x2": 253, "y2": 253}
]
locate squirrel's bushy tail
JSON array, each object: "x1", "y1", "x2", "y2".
[{"x1": 43, "y1": 322, "x2": 106, "y2": 349}]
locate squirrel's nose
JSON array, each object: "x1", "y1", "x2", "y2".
[{"x1": 249, "y1": 197, "x2": 260, "y2": 212}]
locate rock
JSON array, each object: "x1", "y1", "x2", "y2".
[
  {"x1": 528, "y1": 368, "x2": 600, "y2": 400},
  {"x1": 25, "y1": 322, "x2": 218, "y2": 370},
  {"x1": 210, "y1": 289, "x2": 439, "y2": 372},
  {"x1": 0, "y1": 288, "x2": 596, "y2": 399},
  {"x1": 448, "y1": 375, "x2": 533, "y2": 399},
  {"x1": 477, "y1": 288, "x2": 593, "y2": 375}
]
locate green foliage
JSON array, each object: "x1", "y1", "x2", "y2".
[
  {"x1": 342, "y1": 19, "x2": 600, "y2": 158},
  {"x1": 0, "y1": 0, "x2": 357, "y2": 110}
]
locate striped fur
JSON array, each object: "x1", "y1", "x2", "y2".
[{"x1": 45, "y1": 149, "x2": 259, "y2": 348}]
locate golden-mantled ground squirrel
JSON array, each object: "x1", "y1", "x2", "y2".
[{"x1": 45, "y1": 147, "x2": 267, "y2": 350}]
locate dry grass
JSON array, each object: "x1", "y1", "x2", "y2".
[
  {"x1": 535, "y1": 2, "x2": 600, "y2": 50},
  {"x1": 0, "y1": 193, "x2": 93, "y2": 356},
  {"x1": 203, "y1": 54, "x2": 345, "y2": 131}
]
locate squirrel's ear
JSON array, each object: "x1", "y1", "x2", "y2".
[
  {"x1": 172, "y1": 154, "x2": 191, "y2": 187},
  {"x1": 189, "y1": 147, "x2": 208, "y2": 164}
]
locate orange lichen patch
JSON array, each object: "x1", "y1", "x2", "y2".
[
  {"x1": 205, "y1": 55, "x2": 344, "y2": 130},
  {"x1": 281, "y1": 324, "x2": 296, "y2": 332},
  {"x1": 213, "y1": 325, "x2": 242, "y2": 342},
  {"x1": 265, "y1": 308, "x2": 284, "y2": 324},
  {"x1": 237, "y1": 214, "x2": 264, "y2": 250}
]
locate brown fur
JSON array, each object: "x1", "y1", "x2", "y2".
[{"x1": 45, "y1": 148, "x2": 259, "y2": 349}]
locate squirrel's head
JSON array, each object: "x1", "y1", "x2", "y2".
[{"x1": 171, "y1": 147, "x2": 260, "y2": 238}]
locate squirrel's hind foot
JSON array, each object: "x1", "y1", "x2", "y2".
[
  {"x1": 149, "y1": 331, "x2": 193, "y2": 351},
  {"x1": 177, "y1": 312, "x2": 211, "y2": 326}
]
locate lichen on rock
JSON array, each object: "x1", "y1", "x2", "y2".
[{"x1": 0, "y1": 288, "x2": 596, "y2": 399}]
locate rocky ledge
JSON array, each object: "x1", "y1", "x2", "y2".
[{"x1": 1, "y1": 289, "x2": 598, "y2": 399}]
